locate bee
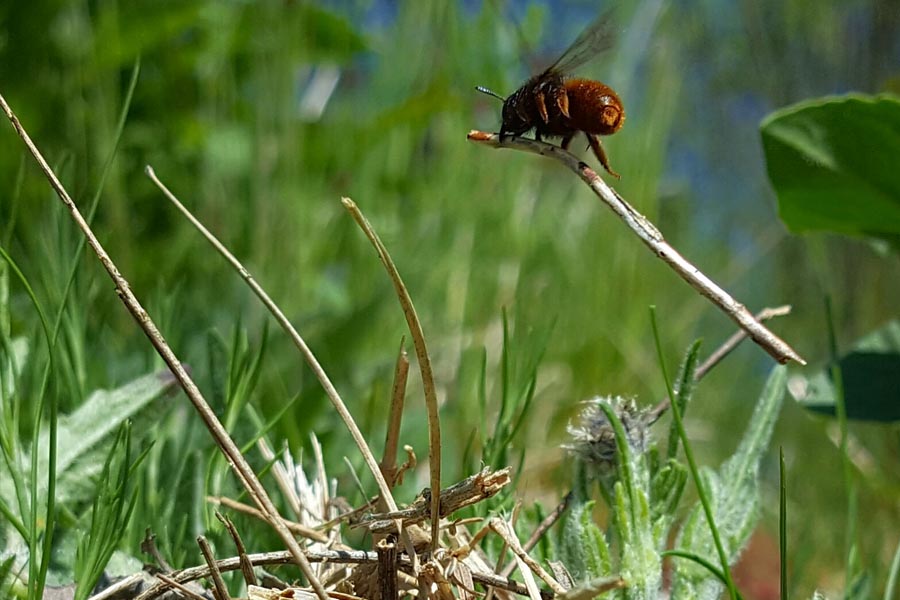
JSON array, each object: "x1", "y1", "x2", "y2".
[{"x1": 477, "y1": 12, "x2": 625, "y2": 178}]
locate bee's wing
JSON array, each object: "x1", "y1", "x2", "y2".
[{"x1": 546, "y1": 9, "x2": 617, "y2": 74}]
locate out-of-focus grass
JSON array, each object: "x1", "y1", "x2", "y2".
[{"x1": 1, "y1": 0, "x2": 898, "y2": 596}]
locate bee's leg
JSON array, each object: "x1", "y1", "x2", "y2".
[
  {"x1": 555, "y1": 88, "x2": 571, "y2": 119},
  {"x1": 586, "y1": 133, "x2": 620, "y2": 179},
  {"x1": 535, "y1": 130, "x2": 543, "y2": 142},
  {"x1": 535, "y1": 90, "x2": 550, "y2": 124},
  {"x1": 560, "y1": 134, "x2": 574, "y2": 150}
]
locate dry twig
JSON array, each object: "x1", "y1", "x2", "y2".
[
  {"x1": 207, "y1": 496, "x2": 329, "y2": 543},
  {"x1": 649, "y1": 304, "x2": 793, "y2": 422},
  {"x1": 489, "y1": 518, "x2": 566, "y2": 596},
  {"x1": 467, "y1": 131, "x2": 805, "y2": 366},
  {"x1": 381, "y1": 340, "x2": 410, "y2": 490},
  {"x1": 154, "y1": 574, "x2": 209, "y2": 600},
  {"x1": 144, "y1": 167, "x2": 418, "y2": 565},
  {"x1": 362, "y1": 467, "x2": 511, "y2": 533},
  {"x1": 197, "y1": 536, "x2": 231, "y2": 600},
  {"x1": 0, "y1": 93, "x2": 329, "y2": 600},
  {"x1": 216, "y1": 511, "x2": 258, "y2": 587}
]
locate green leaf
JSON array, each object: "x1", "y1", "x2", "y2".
[
  {"x1": 558, "y1": 500, "x2": 612, "y2": 581},
  {"x1": 789, "y1": 320, "x2": 900, "y2": 421},
  {"x1": 32, "y1": 369, "x2": 177, "y2": 504},
  {"x1": 670, "y1": 365, "x2": 786, "y2": 599},
  {"x1": 761, "y1": 94, "x2": 900, "y2": 246}
]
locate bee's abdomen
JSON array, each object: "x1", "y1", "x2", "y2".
[{"x1": 564, "y1": 78, "x2": 625, "y2": 135}]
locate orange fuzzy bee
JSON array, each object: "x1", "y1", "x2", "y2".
[{"x1": 478, "y1": 12, "x2": 625, "y2": 177}]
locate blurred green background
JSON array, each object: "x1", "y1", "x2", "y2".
[{"x1": 1, "y1": 0, "x2": 898, "y2": 596}]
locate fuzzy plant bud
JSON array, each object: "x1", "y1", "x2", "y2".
[{"x1": 563, "y1": 396, "x2": 651, "y2": 472}]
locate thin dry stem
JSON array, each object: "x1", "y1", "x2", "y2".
[
  {"x1": 216, "y1": 511, "x2": 258, "y2": 587},
  {"x1": 0, "y1": 93, "x2": 329, "y2": 600},
  {"x1": 144, "y1": 167, "x2": 418, "y2": 566},
  {"x1": 341, "y1": 197, "x2": 443, "y2": 554},
  {"x1": 154, "y1": 574, "x2": 208, "y2": 600},
  {"x1": 500, "y1": 492, "x2": 572, "y2": 579},
  {"x1": 489, "y1": 518, "x2": 566, "y2": 596},
  {"x1": 140, "y1": 530, "x2": 173, "y2": 573},
  {"x1": 649, "y1": 304, "x2": 793, "y2": 422},
  {"x1": 467, "y1": 130, "x2": 806, "y2": 366},
  {"x1": 208, "y1": 496, "x2": 329, "y2": 543},
  {"x1": 363, "y1": 467, "x2": 511, "y2": 533},
  {"x1": 197, "y1": 535, "x2": 232, "y2": 600},
  {"x1": 381, "y1": 339, "x2": 409, "y2": 490}
]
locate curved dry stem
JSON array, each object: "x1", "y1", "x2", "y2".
[
  {"x1": 143, "y1": 167, "x2": 420, "y2": 565},
  {"x1": 0, "y1": 93, "x2": 329, "y2": 600},
  {"x1": 467, "y1": 130, "x2": 806, "y2": 366},
  {"x1": 341, "y1": 197, "x2": 443, "y2": 555}
]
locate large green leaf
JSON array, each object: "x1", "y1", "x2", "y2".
[
  {"x1": 761, "y1": 94, "x2": 900, "y2": 245},
  {"x1": 789, "y1": 320, "x2": 900, "y2": 422},
  {"x1": 33, "y1": 369, "x2": 178, "y2": 504}
]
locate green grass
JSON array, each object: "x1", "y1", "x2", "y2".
[{"x1": 0, "y1": 1, "x2": 898, "y2": 598}]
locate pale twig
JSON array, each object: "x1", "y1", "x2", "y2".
[
  {"x1": 341, "y1": 197, "x2": 443, "y2": 554},
  {"x1": 0, "y1": 93, "x2": 329, "y2": 600},
  {"x1": 467, "y1": 131, "x2": 806, "y2": 366},
  {"x1": 648, "y1": 304, "x2": 793, "y2": 422},
  {"x1": 144, "y1": 167, "x2": 418, "y2": 566},
  {"x1": 489, "y1": 518, "x2": 566, "y2": 596},
  {"x1": 135, "y1": 549, "x2": 553, "y2": 600},
  {"x1": 500, "y1": 492, "x2": 573, "y2": 579},
  {"x1": 197, "y1": 536, "x2": 231, "y2": 600}
]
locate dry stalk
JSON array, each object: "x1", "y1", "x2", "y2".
[
  {"x1": 207, "y1": 496, "x2": 329, "y2": 543},
  {"x1": 141, "y1": 530, "x2": 173, "y2": 573},
  {"x1": 381, "y1": 340, "x2": 410, "y2": 490},
  {"x1": 154, "y1": 574, "x2": 208, "y2": 600},
  {"x1": 216, "y1": 511, "x2": 258, "y2": 587},
  {"x1": 467, "y1": 130, "x2": 806, "y2": 366},
  {"x1": 648, "y1": 304, "x2": 793, "y2": 422},
  {"x1": 143, "y1": 167, "x2": 395, "y2": 508},
  {"x1": 197, "y1": 536, "x2": 231, "y2": 600},
  {"x1": 144, "y1": 167, "x2": 418, "y2": 565},
  {"x1": 0, "y1": 93, "x2": 329, "y2": 600},
  {"x1": 376, "y1": 538, "x2": 399, "y2": 600},
  {"x1": 489, "y1": 518, "x2": 566, "y2": 596},
  {"x1": 341, "y1": 197, "x2": 443, "y2": 555},
  {"x1": 362, "y1": 467, "x2": 511, "y2": 533}
]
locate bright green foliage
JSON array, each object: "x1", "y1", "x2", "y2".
[
  {"x1": 31, "y1": 371, "x2": 178, "y2": 505},
  {"x1": 558, "y1": 500, "x2": 612, "y2": 582},
  {"x1": 558, "y1": 362, "x2": 786, "y2": 599},
  {"x1": 669, "y1": 366, "x2": 786, "y2": 599},
  {"x1": 761, "y1": 94, "x2": 900, "y2": 248},
  {"x1": 0, "y1": 333, "x2": 177, "y2": 591},
  {"x1": 73, "y1": 421, "x2": 145, "y2": 600}
]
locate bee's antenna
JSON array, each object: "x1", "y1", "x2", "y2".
[{"x1": 475, "y1": 86, "x2": 505, "y2": 102}]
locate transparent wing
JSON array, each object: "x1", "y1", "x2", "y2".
[{"x1": 546, "y1": 9, "x2": 617, "y2": 74}]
